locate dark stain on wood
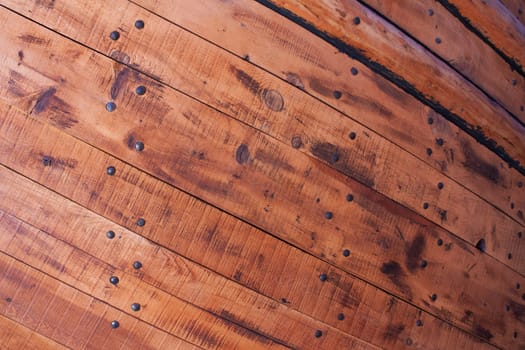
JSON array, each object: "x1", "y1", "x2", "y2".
[
  {"x1": 461, "y1": 141, "x2": 500, "y2": 184},
  {"x1": 18, "y1": 34, "x2": 51, "y2": 46},
  {"x1": 473, "y1": 325, "x2": 493, "y2": 341},
  {"x1": 17, "y1": 50, "x2": 23, "y2": 64},
  {"x1": 510, "y1": 301, "x2": 525, "y2": 322},
  {"x1": 438, "y1": 209, "x2": 448, "y2": 222},
  {"x1": 233, "y1": 270, "x2": 242, "y2": 281},
  {"x1": 231, "y1": 66, "x2": 284, "y2": 111},
  {"x1": 181, "y1": 319, "x2": 220, "y2": 348},
  {"x1": 39, "y1": 154, "x2": 77, "y2": 169},
  {"x1": 309, "y1": 77, "x2": 333, "y2": 98},
  {"x1": 254, "y1": 149, "x2": 293, "y2": 172},
  {"x1": 261, "y1": 89, "x2": 284, "y2": 111},
  {"x1": 232, "y1": 66, "x2": 261, "y2": 94},
  {"x1": 345, "y1": 93, "x2": 395, "y2": 120},
  {"x1": 236, "y1": 144, "x2": 250, "y2": 165},
  {"x1": 35, "y1": 0, "x2": 55, "y2": 8},
  {"x1": 405, "y1": 234, "x2": 425, "y2": 272},
  {"x1": 111, "y1": 68, "x2": 130, "y2": 100},
  {"x1": 285, "y1": 72, "x2": 304, "y2": 89},
  {"x1": 310, "y1": 142, "x2": 340, "y2": 165},
  {"x1": 33, "y1": 88, "x2": 57, "y2": 114},
  {"x1": 8, "y1": 70, "x2": 27, "y2": 97},
  {"x1": 384, "y1": 323, "x2": 405, "y2": 339},
  {"x1": 380, "y1": 261, "x2": 411, "y2": 298},
  {"x1": 517, "y1": 210, "x2": 524, "y2": 222},
  {"x1": 217, "y1": 310, "x2": 275, "y2": 345}
]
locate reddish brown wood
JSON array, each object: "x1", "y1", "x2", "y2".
[
  {"x1": 0, "y1": 166, "x2": 377, "y2": 349},
  {"x1": 360, "y1": 0, "x2": 525, "y2": 123},
  {"x1": 441, "y1": 0, "x2": 525, "y2": 74},
  {"x1": 499, "y1": 0, "x2": 525, "y2": 26},
  {"x1": 2, "y1": 0, "x2": 523, "y2": 272},
  {"x1": 0, "y1": 314, "x2": 68, "y2": 350},
  {"x1": 132, "y1": 0, "x2": 525, "y2": 250},
  {"x1": 251, "y1": 0, "x2": 525, "y2": 171},
  {"x1": 0, "y1": 247, "x2": 201, "y2": 350},
  {"x1": 0, "y1": 210, "x2": 291, "y2": 350},
  {"x1": 0, "y1": 95, "x2": 517, "y2": 348}
]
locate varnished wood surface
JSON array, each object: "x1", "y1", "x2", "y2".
[
  {"x1": 257, "y1": 0, "x2": 525, "y2": 174},
  {"x1": 0, "y1": 0, "x2": 523, "y2": 349}
]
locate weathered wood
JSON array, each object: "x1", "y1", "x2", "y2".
[
  {"x1": 0, "y1": 314, "x2": 68, "y2": 350},
  {"x1": 360, "y1": 0, "x2": 525, "y2": 123},
  {"x1": 499, "y1": 0, "x2": 525, "y2": 26},
  {"x1": 131, "y1": 0, "x2": 525, "y2": 251},
  {"x1": 0, "y1": 210, "x2": 289, "y2": 350},
  {"x1": 0, "y1": 248, "x2": 201, "y2": 350},
  {"x1": 437, "y1": 0, "x2": 525, "y2": 76},
  {"x1": 2, "y1": 0, "x2": 524, "y2": 274},
  {"x1": 0, "y1": 169, "x2": 377, "y2": 348},
  {"x1": 0, "y1": 91, "x2": 517, "y2": 348},
  {"x1": 252, "y1": 0, "x2": 525, "y2": 174}
]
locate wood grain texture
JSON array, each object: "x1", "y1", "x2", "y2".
[
  {"x1": 438, "y1": 0, "x2": 525, "y2": 75},
  {"x1": 0, "y1": 248, "x2": 200, "y2": 350},
  {"x1": 0, "y1": 165, "x2": 377, "y2": 348},
  {"x1": 499, "y1": 0, "x2": 525, "y2": 26},
  {"x1": 0, "y1": 209, "x2": 289, "y2": 350},
  {"x1": 131, "y1": 0, "x2": 525, "y2": 258},
  {"x1": 0, "y1": 314, "x2": 69, "y2": 350},
  {"x1": 0, "y1": 64, "x2": 518, "y2": 350},
  {"x1": 2, "y1": 0, "x2": 524, "y2": 273},
  {"x1": 253, "y1": 0, "x2": 525, "y2": 173},
  {"x1": 361, "y1": 0, "x2": 525, "y2": 123}
]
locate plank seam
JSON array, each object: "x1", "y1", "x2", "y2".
[
  {"x1": 253, "y1": 0, "x2": 525, "y2": 177},
  {"x1": 355, "y1": 0, "x2": 525, "y2": 129},
  {"x1": 436, "y1": 0, "x2": 525, "y2": 79}
]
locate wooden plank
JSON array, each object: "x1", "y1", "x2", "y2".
[
  {"x1": 0, "y1": 90, "x2": 513, "y2": 348},
  {"x1": 0, "y1": 249, "x2": 201, "y2": 350},
  {"x1": 2, "y1": 0, "x2": 524, "y2": 273},
  {"x1": 130, "y1": 0, "x2": 525, "y2": 252},
  {"x1": 0, "y1": 314, "x2": 69, "y2": 350},
  {"x1": 499, "y1": 0, "x2": 525, "y2": 26},
  {"x1": 250, "y1": 0, "x2": 525, "y2": 174},
  {"x1": 0, "y1": 210, "x2": 290, "y2": 350},
  {"x1": 437, "y1": 0, "x2": 525, "y2": 76},
  {"x1": 359, "y1": 0, "x2": 525, "y2": 123},
  {"x1": 0, "y1": 168, "x2": 377, "y2": 348}
]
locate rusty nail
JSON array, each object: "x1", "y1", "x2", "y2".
[
  {"x1": 109, "y1": 276, "x2": 119, "y2": 285},
  {"x1": 324, "y1": 211, "x2": 333, "y2": 220},
  {"x1": 106, "y1": 230, "x2": 116, "y2": 239},
  {"x1": 111, "y1": 320, "x2": 120, "y2": 329},
  {"x1": 106, "y1": 166, "x2": 116, "y2": 176},
  {"x1": 353, "y1": 16, "x2": 360, "y2": 25},
  {"x1": 133, "y1": 261, "x2": 142, "y2": 269},
  {"x1": 350, "y1": 67, "x2": 358, "y2": 75},
  {"x1": 131, "y1": 303, "x2": 141, "y2": 312},
  {"x1": 135, "y1": 141, "x2": 144, "y2": 152},
  {"x1": 137, "y1": 218, "x2": 146, "y2": 227},
  {"x1": 333, "y1": 90, "x2": 342, "y2": 99},
  {"x1": 314, "y1": 330, "x2": 323, "y2": 338},
  {"x1": 343, "y1": 249, "x2": 350, "y2": 257},
  {"x1": 423, "y1": 202, "x2": 429, "y2": 209},
  {"x1": 319, "y1": 273, "x2": 328, "y2": 282}
]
